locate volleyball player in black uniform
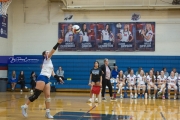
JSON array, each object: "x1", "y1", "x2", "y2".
[{"x1": 88, "y1": 61, "x2": 102, "y2": 103}]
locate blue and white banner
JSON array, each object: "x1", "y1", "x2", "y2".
[
  {"x1": 8, "y1": 56, "x2": 42, "y2": 64},
  {"x1": 0, "y1": 15, "x2": 8, "y2": 38}
]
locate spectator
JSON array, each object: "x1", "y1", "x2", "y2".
[
  {"x1": 177, "y1": 74, "x2": 180, "y2": 96},
  {"x1": 151, "y1": 68, "x2": 155, "y2": 75},
  {"x1": 136, "y1": 67, "x2": 142, "y2": 76},
  {"x1": 163, "y1": 67, "x2": 169, "y2": 77},
  {"x1": 146, "y1": 70, "x2": 157, "y2": 99},
  {"x1": 17, "y1": 71, "x2": 27, "y2": 92},
  {"x1": 127, "y1": 69, "x2": 137, "y2": 99},
  {"x1": 30, "y1": 71, "x2": 37, "y2": 93},
  {"x1": 101, "y1": 58, "x2": 115, "y2": 101},
  {"x1": 111, "y1": 65, "x2": 119, "y2": 79},
  {"x1": 10, "y1": 71, "x2": 17, "y2": 91},
  {"x1": 56, "y1": 66, "x2": 65, "y2": 80},
  {"x1": 124, "y1": 67, "x2": 131, "y2": 77},
  {"x1": 172, "y1": 68, "x2": 178, "y2": 78},
  {"x1": 116, "y1": 70, "x2": 126, "y2": 99},
  {"x1": 167, "y1": 71, "x2": 177, "y2": 99}
]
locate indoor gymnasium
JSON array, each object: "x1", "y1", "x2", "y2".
[{"x1": 0, "y1": 0, "x2": 180, "y2": 120}]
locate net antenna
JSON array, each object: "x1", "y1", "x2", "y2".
[{"x1": 0, "y1": 0, "x2": 12, "y2": 15}]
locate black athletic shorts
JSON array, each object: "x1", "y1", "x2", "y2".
[{"x1": 92, "y1": 80, "x2": 100, "y2": 83}]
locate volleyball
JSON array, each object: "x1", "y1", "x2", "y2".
[
  {"x1": 72, "y1": 25, "x2": 81, "y2": 34},
  {"x1": 116, "y1": 23, "x2": 122, "y2": 28}
]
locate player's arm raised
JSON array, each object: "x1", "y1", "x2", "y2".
[{"x1": 47, "y1": 39, "x2": 63, "y2": 58}]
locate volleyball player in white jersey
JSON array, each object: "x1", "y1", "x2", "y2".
[
  {"x1": 62, "y1": 24, "x2": 73, "y2": 42},
  {"x1": 141, "y1": 24, "x2": 153, "y2": 42},
  {"x1": 79, "y1": 23, "x2": 91, "y2": 42},
  {"x1": 177, "y1": 74, "x2": 180, "y2": 97},
  {"x1": 101, "y1": 24, "x2": 114, "y2": 42},
  {"x1": 146, "y1": 70, "x2": 157, "y2": 99},
  {"x1": 116, "y1": 70, "x2": 126, "y2": 99},
  {"x1": 137, "y1": 70, "x2": 146, "y2": 99},
  {"x1": 21, "y1": 39, "x2": 64, "y2": 119},
  {"x1": 117, "y1": 24, "x2": 133, "y2": 42},
  {"x1": 127, "y1": 69, "x2": 137, "y2": 99},
  {"x1": 167, "y1": 71, "x2": 177, "y2": 99},
  {"x1": 157, "y1": 71, "x2": 167, "y2": 99}
]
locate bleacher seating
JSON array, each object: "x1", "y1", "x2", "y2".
[{"x1": 7, "y1": 55, "x2": 180, "y2": 91}]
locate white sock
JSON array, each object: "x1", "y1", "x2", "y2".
[
  {"x1": 24, "y1": 104, "x2": 28, "y2": 108},
  {"x1": 46, "y1": 109, "x2": 50, "y2": 112}
]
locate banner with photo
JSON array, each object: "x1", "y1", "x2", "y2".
[
  {"x1": 58, "y1": 22, "x2": 155, "y2": 51},
  {"x1": 0, "y1": 15, "x2": 8, "y2": 38},
  {"x1": 135, "y1": 22, "x2": 155, "y2": 51}
]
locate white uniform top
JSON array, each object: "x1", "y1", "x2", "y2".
[
  {"x1": 146, "y1": 75, "x2": 155, "y2": 83},
  {"x1": 137, "y1": 74, "x2": 145, "y2": 85},
  {"x1": 144, "y1": 30, "x2": 153, "y2": 42},
  {"x1": 175, "y1": 72, "x2": 178, "y2": 78},
  {"x1": 127, "y1": 74, "x2": 136, "y2": 85},
  {"x1": 167, "y1": 76, "x2": 177, "y2": 84},
  {"x1": 117, "y1": 75, "x2": 126, "y2": 82},
  {"x1": 178, "y1": 76, "x2": 180, "y2": 85},
  {"x1": 157, "y1": 75, "x2": 167, "y2": 83},
  {"x1": 40, "y1": 58, "x2": 53, "y2": 78},
  {"x1": 101, "y1": 30, "x2": 111, "y2": 41},
  {"x1": 120, "y1": 30, "x2": 132, "y2": 42},
  {"x1": 79, "y1": 31, "x2": 89, "y2": 42},
  {"x1": 65, "y1": 31, "x2": 73, "y2": 42}
]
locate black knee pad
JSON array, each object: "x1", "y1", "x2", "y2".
[{"x1": 29, "y1": 89, "x2": 42, "y2": 102}]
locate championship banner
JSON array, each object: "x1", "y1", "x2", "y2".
[
  {"x1": 58, "y1": 22, "x2": 155, "y2": 51},
  {"x1": 0, "y1": 15, "x2": 8, "y2": 38}
]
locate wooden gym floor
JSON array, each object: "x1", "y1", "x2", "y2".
[{"x1": 0, "y1": 92, "x2": 180, "y2": 120}]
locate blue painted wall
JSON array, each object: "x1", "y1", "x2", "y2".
[{"x1": 7, "y1": 55, "x2": 180, "y2": 89}]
